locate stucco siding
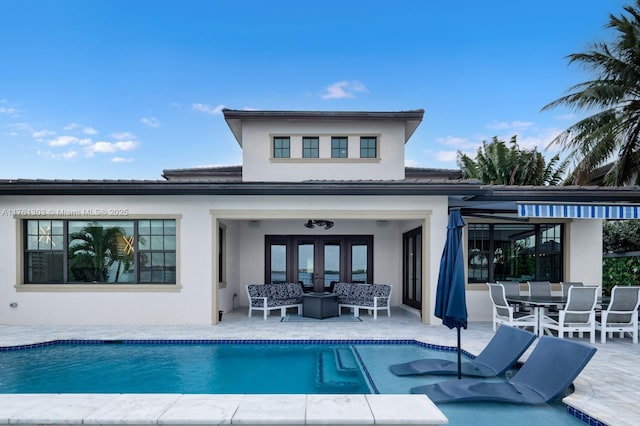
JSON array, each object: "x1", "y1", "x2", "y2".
[{"x1": 240, "y1": 120, "x2": 406, "y2": 181}]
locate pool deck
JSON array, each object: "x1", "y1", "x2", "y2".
[{"x1": 0, "y1": 307, "x2": 638, "y2": 426}]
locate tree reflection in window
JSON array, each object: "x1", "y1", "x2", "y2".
[{"x1": 68, "y1": 221, "x2": 135, "y2": 283}]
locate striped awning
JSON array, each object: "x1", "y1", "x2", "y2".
[{"x1": 518, "y1": 203, "x2": 640, "y2": 219}]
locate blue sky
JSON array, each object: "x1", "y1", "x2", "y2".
[{"x1": 0, "y1": 0, "x2": 630, "y2": 179}]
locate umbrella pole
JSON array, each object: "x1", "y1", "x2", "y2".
[{"x1": 457, "y1": 327, "x2": 462, "y2": 380}]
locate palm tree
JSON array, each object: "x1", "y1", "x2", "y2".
[
  {"x1": 457, "y1": 135, "x2": 567, "y2": 185},
  {"x1": 543, "y1": 1, "x2": 640, "y2": 185}
]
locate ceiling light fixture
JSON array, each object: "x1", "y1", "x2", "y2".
[{"x1": 303, "y1": 219, "x2": 334, "y2": 230}]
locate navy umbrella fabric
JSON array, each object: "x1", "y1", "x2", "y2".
[{"x1": 434, "y1": 208, "x2": 468, "y2": 379}]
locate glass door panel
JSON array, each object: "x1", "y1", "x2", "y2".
[
  {"x1": 270, "y1": 244, "x2": 287, "y2": 283},
  {"x1": 297, "y1": 243, "x2": 314, "y2": 292},
  {"x1": 403, "y1": 227, "x2": 422, "y2": 310},
  {"x1": 323, "y1": 243, "x2": 340, "y2": 291},
  {"x1": 351, "y1": 244, "x2": 368, "y2": 283}
]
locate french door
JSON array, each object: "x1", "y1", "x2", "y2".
[
  {"x1": 266, "y1": 235, "x2": 373, "y2": 292},
  {"x1": 403, "y1": 227, "x2": 422, "y2": 310}
]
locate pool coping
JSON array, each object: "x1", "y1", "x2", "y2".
[{"x1": 0, "y1": 393, "x2": 448, "y2": 425}]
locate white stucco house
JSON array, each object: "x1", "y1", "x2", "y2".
[{"x1": 1, "y1": 109, "x2": 639, "y2": 326}]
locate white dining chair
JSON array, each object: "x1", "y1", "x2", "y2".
[
  {"x1": 539, "y1": 286, "x2": 598, "y2": 344},
  {"x1": 560, "y1": 281, "x2": 584, "y2": 298},
  {"x1": 596, "y1": 285, "x2": 640, "y2": 344},
  {"x1": 527, "y1": 281, "x2": 552, "y2": 297},
  {"x1": 487, "y1": 283, "x2": 538, "y2": 335}
]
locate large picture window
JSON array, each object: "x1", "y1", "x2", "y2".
[
  {"x1": 24, "y1": 219, "x2": 177, "y2": 285},
  {"x1": 467, "y1": 223, "x2": 563, "y2": 283}
]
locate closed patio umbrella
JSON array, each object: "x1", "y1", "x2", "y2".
[{"x1": 434, "y1": 208, "x2": 468, "y2": 379}]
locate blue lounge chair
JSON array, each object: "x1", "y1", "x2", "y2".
[
  {"x1": 411, "y1": 336, "x2": 597, "y2": 404},
  {"x1": 389, "y1": 325, "x2": 536, "y2": 377}
]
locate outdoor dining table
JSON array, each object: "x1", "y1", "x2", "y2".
[{"x1": 505, "y1": 295, "x2": 608, "y2": 337}]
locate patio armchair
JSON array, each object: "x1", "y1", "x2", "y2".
[
  {"x1": 539, "y1": 286, "x2": 598, "y2": 344},
  {"x1": 487, "y1": 283, "x2": 538, "y2": 335},
  {"x1": 596, "y1": 285, "x2": 640, "y2": 344}
]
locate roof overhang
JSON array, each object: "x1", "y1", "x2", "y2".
[{"x1": 222, "y1": 109, "x2": 425, "y2": 147}]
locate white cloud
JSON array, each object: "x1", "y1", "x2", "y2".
[
  {"x1": 32, "y1": 129, "x2": 56, "y2": 140},
  {"x1": 0, "y1": 106, "x2": 18, "y2": 115},
  {"x1": 436, "y1": 136, "x2": 479, "y2": 151},
  {"x1": 111, "y1": 132, "x2": 136, "y2": 140},
  {"x1": 404, "y1": 159, "x2": 418, "y2": 167},
  {"x1": 141, "y1": 117, "x2": 161, "y2": 127},
  {"x1": 435, "y1": 150, "x2": 460, "y2": 163},
  {"x1": 0, "y1": 99, "x2": 18, "y2": 115},
  {"x1": 487, "y1": 120, "x2": 534, "y2": 131},
  {"x1": 192, "y1": 103, "x2": 225, "y2": 115},
  {"x1": 37, "y1": 149, "x2": 78, "y2": 160},
  {"x1": 85, "y1": 140, "x2": 138, "y2": 156},
  {"x1": 6, "y1": 122, "x2": 33, "y2": 136},
  {"x1": 64, "y1": 123, "x2": 97, "y2": 135},
  {"x1": 111, "y1": 157, "x2": 134, "y2": 163},
  {"x1": 48, "y1": 135, "x2": 84, "y2": 147},
  {"x1": 321, "y1": 80, "x2": 367, "y2": 100}
]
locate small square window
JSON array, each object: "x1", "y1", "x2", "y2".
[
  {"x1": 273, "y1": 137, "x2": 290, "y2": 158},
  {"x1": 360, "y1": 137, "x2": 377, "y2": 158},
  {"x1": 302, "y1": 137, "x2": 319, "y2": 158},
  {"x1": 331, "y1": 137, "x2": 348, "y2": 158}
]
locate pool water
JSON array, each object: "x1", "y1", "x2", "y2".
[{"x1": 0, "y1": 340, "x2": 585, "y2": 425}]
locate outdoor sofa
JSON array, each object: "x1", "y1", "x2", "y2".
[
  {"x1": 246, "y1": 282, "x2": 304, "y2": 320},
  {"x1": 334, "y1": 282, "x2": 392, "y2": 319}
]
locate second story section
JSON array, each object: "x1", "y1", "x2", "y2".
[{"x1": 223, "y1": 109, "x2": 424, "y2": 182}]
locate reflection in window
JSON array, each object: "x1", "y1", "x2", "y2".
[
  {"x1": 25, "y1": 220, "x2": 64, "y2": 283},
  {"x1": 138, "y1": 220, "x2": 176, "y2": 284},
  {"x1": 467, "y1": 223, "x2": 563, "y2": 283},
  {"x1": 352, "y1": 244, "x2": 368, "y2": 283},
  {"x1": 68, "y1": 220, "x2": 135, "y2": 283},
  {"x1": 24, "y1": 219, "x2": 176, "y2": 284},
  {"x1": 270, "y1": 244, "x2": 287, "y2": 283},
  {"x1": 324, "y1": 244, "x2": 340, "y2": 289}
]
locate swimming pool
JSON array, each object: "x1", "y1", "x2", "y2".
[{"x1": 0, "y1": 339, "x2": 587, "y2": 425}]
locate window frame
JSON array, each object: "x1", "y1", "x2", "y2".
[
  {"x1": 302, "y1": 136, "x2": 319, "y2": 158},
  {"x1": 22, "y1": 218, "x2": 178, "y2": 286},
  {"x1": 273, "y1": 136, "x2": 291, "y2": 158},
  {"x1": 265, "y1": 235, "x2": 373, "y2": 285},
  {"x1": 360, "y1": 136, "x2": 377, "y2": 158},
  {"x1": 331, "y1": 136, "x2": 348, "y2": 158},
  {"x1": 466, "y1": 222, "x2": 564, "y2": 284}
]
